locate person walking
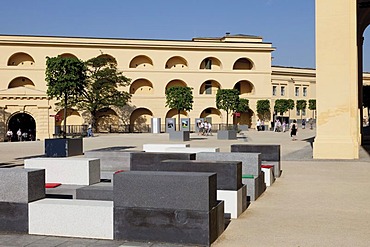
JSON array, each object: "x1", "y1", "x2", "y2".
[
  {"x1": 87, "y1": 124, "x2": 93, "y2": 137},
  {"x1": 6, "y1": 129, "x2": 13, "y2": 142},
  {"x1": 290, "y1": 120, "x2": 298, "y2": 141},
  {"x1": 17, "y1": 129, "x2": 22, "y2": 141},
  {"x1": 206, "y1": 122, "x2": 212, "y2": 136}
]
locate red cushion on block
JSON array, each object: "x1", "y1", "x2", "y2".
[
  {"x1": 45, "y1": 183, "x2": 61, "y2": 188},
  {"x1": 261, "y1": 165, "x2": 274, "y2": 169},
  {"x1": 114, "y1": 170, "x2": 125, "y2": 174}
]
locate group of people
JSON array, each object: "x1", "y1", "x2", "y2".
[
  {"x1": 6, "y1": 128, "x2": 33, "y2": 142},
  {"x1": 255, "y1": 118, "x2": 302, "y2": 141},
  {"x1": 273, "y1": 119, "x2": 288, "y2": 132},
  {"x1": 197, "y1": 120, "x2": 212, "y2": 136}
]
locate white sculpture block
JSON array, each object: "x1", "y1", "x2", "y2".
[
  {"x1": 29, "y1": 199, "x2": 113, "y2": 239},
  {"x1": 261, "y1": 166, "x2": 275, "y2": 186},
  {"x1": 217, "y1": 185, "x2": 247, "y2": 219},
  {"x1": 24, "y1": 158, "x2": 100, "y2": 185},
  {"x1": 143, "y1": 143, "x2": 189, "y2": 152},
  {"x1": 164, "y1": 147, "x2": 220, "y2": 153}
]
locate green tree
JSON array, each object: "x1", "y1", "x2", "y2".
[
  {"x1": 216, "y1": 89, "x2": 240, "y2": 126},
  {"x1": 308, "y1": 99, "x2": 316, "y2": 119},
  {"x1": 256, "y1": 100, "x2": 271, "y2": 122},
  {"x1": 274, "y1": 99, "x2": 289, "y2": 115},
  {"x1": 234, "y1": 98, "x2": 250, "y2": 124},
  {"x1": 165, "y1": 86, "x2": 194, "y2": 128},
  {"x1": 75, "y1": 55, "x2": 131, "y2": 131},
  {"x1": 45, "y1": 56, "x2": 87, "y2": 138},
  {"x1": 287, "y1": 99, "x2": 295, "y2": 117},
  {"x1": 296, "y1": 100, "x2": 307, "y2": 121}
]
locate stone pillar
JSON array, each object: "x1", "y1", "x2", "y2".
[{"x1": 314, "y1": 0, "x2": 360, "y2": 159}]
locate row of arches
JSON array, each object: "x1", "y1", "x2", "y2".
[
  {"x1": 6, "y1": 52, "x2": 255, "y2": 70},
  {"x1": 4, "y1": 76, "x2": 255, "y2": 95}
]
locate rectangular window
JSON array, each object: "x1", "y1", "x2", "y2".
[
  {"x1": 303, "y1": 87, "x2": 307, "y2": 97},
  {"x1": 280, "y1": 86, "x2": 285, "y2": 96},
  {"x1": 272, "y1": 86, "x2": 277, "y2": 96},
  {"x1": 295, "y1": 87, "x2": 299, "y2": 97},
  {"x1": 205, "y1": 81, "x2": 212, "y2": 94}
]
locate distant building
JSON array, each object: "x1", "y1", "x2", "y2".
[{"x1": 0, "y1": 33, "x2": 324, "y2": 141}]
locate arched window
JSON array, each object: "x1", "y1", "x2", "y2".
[
  {"x1": 165, "y1": 79, "x2": 187, "y2": 91},
  {"x1": 233, "y1": 58, "x2": 254, "y2": 70},
  {"x1": 199, "y1": 57, "x2": 222, "y2": 70},
  {"x1": 8, "y1": 77, "x2": 35, "y2": 88},
  {"x1": 59, "y1": 53, "x2": 78, "y2": 59},
  {"x1": 233, "y1": 80, "x2": 254, "y2": 95},
  {"x1": 165, "y1": 56, "x2": 188, "y2": 69},
  {"x1": 7, "y1": 52, "x2": 35, "y2": 66},
  {"x1": 199, "y1": 80, "x2": 221, "y2": 95},
  {"x1": 129, "y1": 55, "x2": 153, "y2": 68},
  {"x1": 130, "y1": 79, "x2": 154, "y2": 94}
]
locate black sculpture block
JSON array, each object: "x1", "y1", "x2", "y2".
[
  {"x1": 159, "y1": 160, "x2": 243, "y2": 191},
  {"x1": 230, "y1": 144, "x2": 280, "y2": 161},
  {"x1": 114, "y1": 201, "x2": 225, "y2": 246},
  {"x1": 114, "y1": 171, "x2": 217, "y2": 211},
  {"x1": 0, "y1": 202, "x2": 28, "y2": 233},
  {"x1": 45, "y1": 138, "x2": 83, "y2": 157},
  {"x1": 129, "y1": 152, "x2": 195, "y2": 171},
  {"x1": 76, "y1": 183, "x2": 113, "y2": 201}
]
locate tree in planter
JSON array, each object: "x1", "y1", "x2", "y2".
[
  {"x1": 274, "y1": 99, "x2": 290, "y2": 116},
  {"x1": 165, "y1": 86, "x2": 193, "y2": 129},
  {"x1": 216, "y1": 89, "x2": 240, "y2": 128},
  {"x1": 45, "y1": 56, "x2": 87, "y2": 138},
  {"x1": 287, "y1": 99, "x2": 295, "y2": 118},
  {"x1": 234, "y1": 98, "x2": 250, "y2": 125},
  {"x1": 256, "y1": 100, "x2": 271, "y2": 124},
  {"x1": 75, "y1": 55, "x2": 131, "y2": 132},
  {"x1": 296, "y1": 99, "x2": 307, "y2": 122},
  {"x1": 308, "y1": 99, "x2": 316, "y2": 119}
]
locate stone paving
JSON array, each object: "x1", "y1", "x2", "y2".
[{"x1": 1, "y1": 128, "x2": 370, "y2": 246}]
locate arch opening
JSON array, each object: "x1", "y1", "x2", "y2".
[
  {"x1": 129, "y1": 55, "x2": 153, "y2": 68},
  {"x1": 165, "y1": 56, "x2": 188, "y2": 69},
  {"x1": 7, "y1": 113, "x2": 36, "y2": 141},
  {"x1": 8, "y1": 77, "x2": 35, "y2": 89},
  {"x1": 199, "y1": 80, "x2": 221, "y2": 95},
  {"x1": 130, "y1": 79, "x2": 154, "y2": 94},
  {"x1": 233, "y1": 58, "x2": 254, "y2": 70},
  {"x1": 165, "y1": 80, "x2": 187, "y2": 91},
  {"x1": 233, "y1": 80, "x2": 254, "y2": 95},
  {"x1": 199, "y1": 57, "x2": 222, "y2": 70},
  {"x1": 7, "y1": 52, "x2": 35, "y2": 66},
  {"x1": 130, "y1": 108, "x2": 153, "y2": 132}
]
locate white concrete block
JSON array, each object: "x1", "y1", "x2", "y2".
[
  {"x1": 217, "y1": 185, "x2": 247, "y2": 219},
  {"x1": 164, "y1": 147, "x2": 220, "y2": 153},
  {"x1": 24, "y1": 158, "x2": 100, "y2": 185},
  {"x1": 143, "y1": 143, "x2": 189, "y2": 152},
  {"x1": 261, "y1": 167, "x2": 275, "y2": 186},
  {"x1": 29, "y1": 198, "x2": 113, "y2": 239}
]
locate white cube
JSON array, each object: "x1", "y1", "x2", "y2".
[{"x1": 217, "y1": 185, "x2": 247, "y2": 219}]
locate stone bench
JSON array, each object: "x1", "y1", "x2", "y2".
[
  {"x1": 0, "y1": 168, "x2": 45, "y2": 233},
  {"x1": 152, "y1": 160, "x2": 246, "y2": 219},
  {"x1": 143, "y1": 143, "x2": 190, "y2": 152},
  {"x1": 24, "y1": 158, "x2": 100, "y2": 185},
  {"x1": 261, "y1": 165, "x2": 275, "y2": 186},
  {"x1": 242, "y1": 173, "x2": 266, "y2": 201},
  {"x1": 29, "y1": 198, "x2": 113, "y2": 239},
  {"x1": 129, "y1": 152, "x2": 195, "y2": 171},
  {"x1": 76, "y1": 182, "x2": 113, "y2": 201},
  {"x1": 114, "y1": 171, "x2": 224, "y2": 246},
  {"x1": 231, "y1": 144, "x2": 282, "y2": 177}
]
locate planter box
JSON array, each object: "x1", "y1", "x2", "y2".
[
  {"x1": 45, "y1": 138, "x2": 83, "y2": 157},
  {"x1": 217, "y1": 130, "x2": 237, "y2": 140},
  {"x1": 169, "y1": 131, "x2": 190, "y2": 141}
]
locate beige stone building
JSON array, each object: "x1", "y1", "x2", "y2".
[{"x1": 0, "y1": 34, "x2": 318, "y2": 141}]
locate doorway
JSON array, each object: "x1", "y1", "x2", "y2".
[{"x1": 7, "y1": 113, "x2": 36, "y2": 141}]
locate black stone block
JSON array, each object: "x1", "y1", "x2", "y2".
[
  {"x1": 159, "y1": 160, "x2": 242, "y2": 191},
  {"x1": 231, "y1": 144, "x2": 280, "y2": 161},
  {"x1": 114, "y1": 171, "x2": 217, "y2": 211},
  {"x1": 114, "y1": 201, "x2": 224, "y2": 246},
  {"x1": 76, "y1": 183, "x2": 113, "y2": 201},
  {"x1": 45, "y1": 138, "x2": 83, "y2": 157},
  {"x1": 130, "y1": 152, "x2": 195, "y2": 171},
  {"x1": 0, "y1": 202, "x2": 28, "y2": 233}
]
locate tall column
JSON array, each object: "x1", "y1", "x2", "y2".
[{"x1": 313, "y1": 0, "x2": 360, "y2": 159}]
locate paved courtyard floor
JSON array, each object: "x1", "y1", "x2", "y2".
[{"x1": 1, "y1": 128, "x2": 370, "y2": 246}]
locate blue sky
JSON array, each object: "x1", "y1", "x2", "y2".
[{"x1": 0, "y1": 1, "x2": 328, "y2": 70}]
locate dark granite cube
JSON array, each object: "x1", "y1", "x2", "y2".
[
  {"x1": 129, "y1": 152, "x2": 195, "y2": 171},
  {"x1": 0, "y1": 168, "x2": 45, "y2": 203},
  {"x1": 114, "y1": 201, "x2": 225, "y2": 246},
  {"x1": 159, "y1": 160, "x2": 242, "y2": 191},
  {"x1": 231, "y1": 144, "x2": 280, "y2": 161},
  {"x1": 45, "y1": 138, "x2": 83, "y2": 157},
  {"x1": 114, "y1": 171, "x2": 217, "y2": 211},
  {"x1": 76, "y1": 183, "x2": 113, "y2": 201},
  {"x1": 0, "y1": 202, "x2": 28, "y2": 233}
]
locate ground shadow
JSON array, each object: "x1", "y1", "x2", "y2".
[
  {"x1": 189, "y1": 137, "x2": 208, "y2": 141},
  {"x1": 302, "y1": 136, "x2": 315, "y2": 148}
]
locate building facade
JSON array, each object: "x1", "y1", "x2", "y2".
[{"x1": 0, "y1": 34, "x2": 318, "y2": 141}]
